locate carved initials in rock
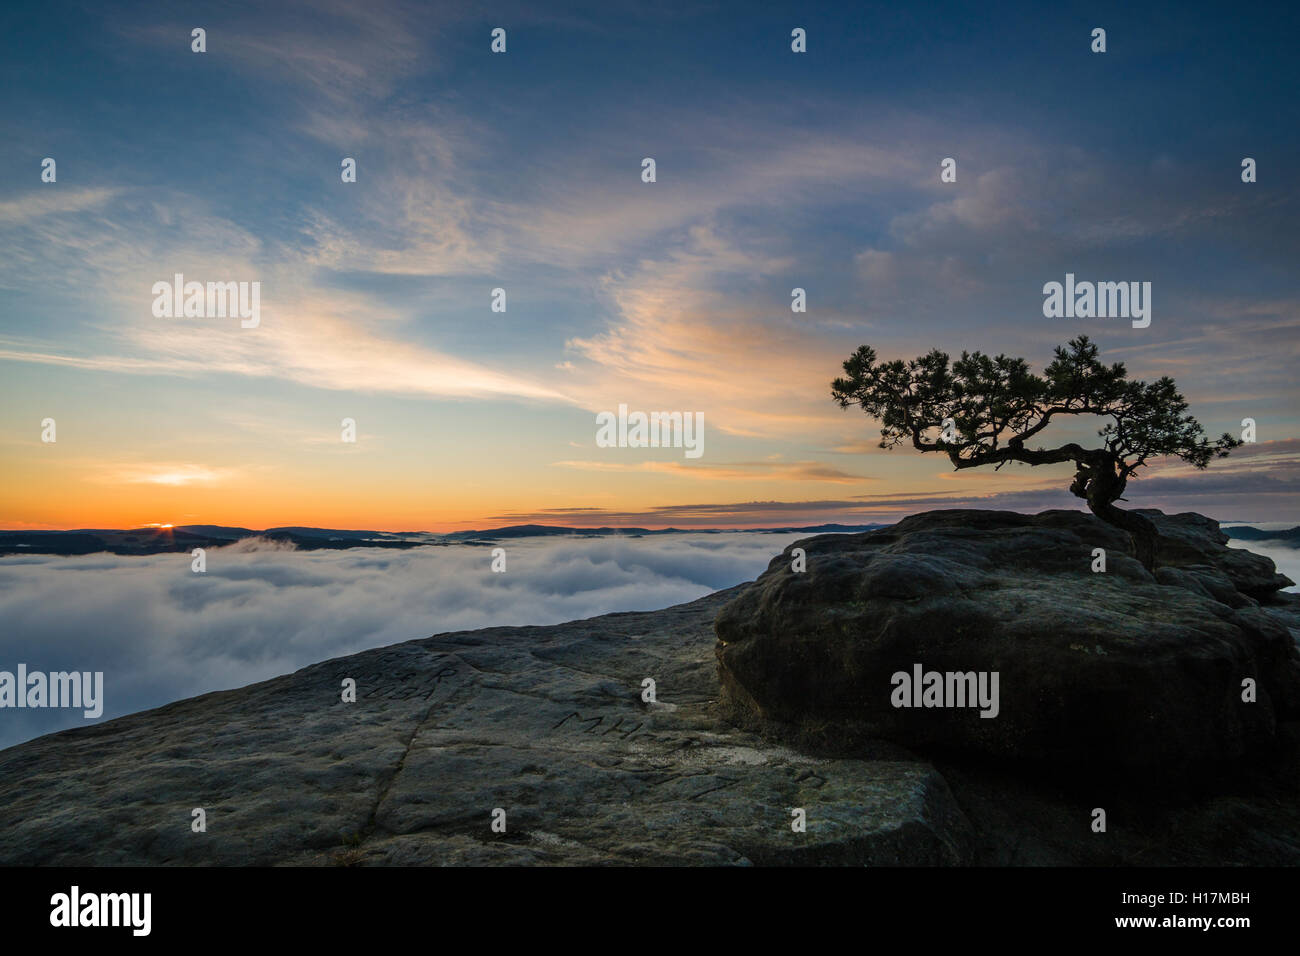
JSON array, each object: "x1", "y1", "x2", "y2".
[
  {"x1": 552, "y1": 711, "x2": 643, "y2": 739},
  {"x1": 352, "y1": 663, "x2": 458, "y2": 702}
]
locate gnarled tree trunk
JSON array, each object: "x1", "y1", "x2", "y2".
[{"x1": 1071, "y1": 456, "x2": 1159, "y2": 571}]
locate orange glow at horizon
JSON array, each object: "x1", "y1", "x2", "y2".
[{"x1": 0, "y1": 458, "x2": 1073, "y2": 533}]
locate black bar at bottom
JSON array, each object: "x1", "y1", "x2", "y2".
[{"x1": 0, "y1": 866, "x2": 1280, "y2": 943}]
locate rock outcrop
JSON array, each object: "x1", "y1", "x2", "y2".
[
  {"x1": 1143, "y1": 509, "x2": 1295, "y2": 599},
  {"x1": 715, "y1": 509, "x2": 1300, "y2": 790},
  {"x1": 3, "y1": 509, "x2": 1297, "y2": 866},
  {"x1": 0, "y1": 588, "x2": 971, "y2": 866}
]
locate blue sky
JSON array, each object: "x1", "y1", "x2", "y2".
[{"x1": 1, "y1": 0, "x2": 1297, "y2": 528}]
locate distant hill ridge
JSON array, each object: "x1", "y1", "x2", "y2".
[
  {"x1": 4, "y1": 519, "x2": 1291, "y2": 558},
  {"x1": 1225, "y1": 525, "x2": 1300, "y2": 546},
  {"x1": 0, "y1": 522, "x2": 887, "y2": 556}
]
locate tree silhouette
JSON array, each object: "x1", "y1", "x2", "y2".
[{"x1": 830, "y1": 335, "x2": 1240, "y2": 569}]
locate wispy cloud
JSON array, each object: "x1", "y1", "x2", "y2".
[
  {"x1": 0, "y1": 188, "x2": 120, "y2": 224},
  {"x1": 552, "y1": 458, "x2": 872, "y2": 483},
  {"x1": 101, "y1": 463, "x2": 241, "y2": 486},
  {"x1": 1, "y1": 0, "x2": 1294, "y2": 530}
]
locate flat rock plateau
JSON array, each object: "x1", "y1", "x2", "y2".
[
  {"x1": 0, "y1": 589, "x2": 971, "y2": 866},
  {"x1": 2, "y1": 509, "x2": 1299, "y2": 866}
]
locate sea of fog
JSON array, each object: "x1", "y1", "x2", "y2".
[
  {"x1": 1, "y1": 532, "x2": 1296, "y2": 751},
  {"x1": 0, "y1": 532, "x2": 809, "y2": 750}
]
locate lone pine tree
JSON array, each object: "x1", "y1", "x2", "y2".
[{"x1": 831, "y1": 335, "x2": 1240, "y2": 570}]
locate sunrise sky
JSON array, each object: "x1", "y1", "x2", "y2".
[{"x1": 1, "y1": 0, "x2": 1297, "y2": 530}]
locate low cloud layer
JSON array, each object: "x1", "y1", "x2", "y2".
[
  {"x1": 3, "y1": 531, "x2": 1294, "y2": 752},
  {"x1": 0, "y1": 533, "x2": 805, "y2": 750},
  {"x1": 1231, "y1": 541, "x2": 1300, "y2": 595}
]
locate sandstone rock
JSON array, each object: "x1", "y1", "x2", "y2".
[
  {"x1": 0, "y1": 588, "x2": 972, "y2": 866},
  {"x1": 1142, "y1": 509, "x2": 1296, "y2": 597},
  {"x1": 714, "y1": 509, "x2": 1300, "y2": 789}
]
